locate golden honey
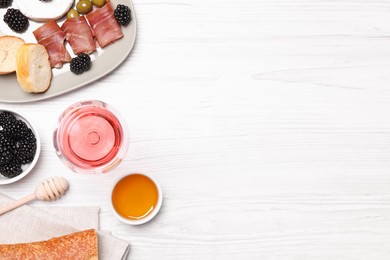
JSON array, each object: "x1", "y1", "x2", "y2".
[{"x1": 112, "y1": 174, "x2": 159, "y2": 220}]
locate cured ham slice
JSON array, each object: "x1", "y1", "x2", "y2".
[
  {"x1": 86, "y1": 2, "x2": 124, "y2": 48},
  {"x1": 61, "y1": 16, "x2": 96, "y2": 55},
  {"x1": 33, "y1": 20, "x2": 71, "y2": 68}
]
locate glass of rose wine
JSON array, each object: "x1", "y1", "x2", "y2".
[{"x1": 53, "y1": 100, "x2": 129, "y2": 174}]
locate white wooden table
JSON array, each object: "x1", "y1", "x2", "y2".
[{"x1": 2, "y1": 0, "x2": 390, "y2": 259}]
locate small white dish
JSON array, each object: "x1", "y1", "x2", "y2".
[
  {"x1": 0, "y1": 109, "x2": 40, "y2": 185},
  {"x1": 110, "y1": 173, "x2": 163, "y2": 225}
]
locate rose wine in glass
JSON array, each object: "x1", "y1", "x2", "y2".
[{"x1": 53, "y1": 100, "x2": 129, "y2": 174}]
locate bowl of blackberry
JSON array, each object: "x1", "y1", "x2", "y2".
[{"x1": 0, "y1": 110, "x2": 40, "y2": 185}]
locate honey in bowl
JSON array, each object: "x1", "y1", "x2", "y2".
[{"x1": 112, "y1": 174, "x2": 161, "y2": 223}]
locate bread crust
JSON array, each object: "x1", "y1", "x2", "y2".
[{"x1": 0, "y1": 229, "x2": 98, "y2": 260}]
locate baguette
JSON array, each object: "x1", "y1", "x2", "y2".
[
  {"x1": 0, "y1": 229, "x2": 98, "y2": 260},
  {"x1": 0, "y1": 36, "x2": 25, "y2": 75},
  {"x1": 16, "y1": 43, "x2": 52, "y2": 93}
]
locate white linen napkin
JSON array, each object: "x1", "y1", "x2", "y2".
[{"x1": 0, "y1": 193, "x2": 130, "y2": 260}]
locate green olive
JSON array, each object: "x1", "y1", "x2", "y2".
[
  {"x1": 66, "y1": 9, "x2": 79, "y2": 19},
  {"x1": 76, "y1": 0, "x2": 93, "y2": 14},
  {"x1": 92, "y1": 0, "x2": 105, "y2": 7}
]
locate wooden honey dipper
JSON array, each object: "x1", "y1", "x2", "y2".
[{"x1": 0, "y1": 176, "x2": 69, "y2": 216}]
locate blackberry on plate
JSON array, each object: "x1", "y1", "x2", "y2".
[
  {"x1": 114, "y1": 4, "x2": 131, "y2": 26},
  {"x1": 78, "y1": 53, "x2": 91, "y2": 62},
  {"x1": 0, "y1": 118, "x2": 16, "y2": 137},
  {"x1": 0, "y1": 0, "x2": 12, "y2": 8},
  {"x1": 0, "y1": 111, "x2": 16, "y2": 126},
  {"x1": 0, "y1": 134, "x2": 14, "y2": 152},
  {"x1": 2, "y1": 119, "x2": 28, "y2": 139},
  {"x1": 23, "y1": 128, "x2": 36, "y2": 143},
  {"x1": 70, "y1": 55, "x2": 91, "y2": 75},
  {"x1": 77, "y1": 53, "x2": 91, "y2": 71},
  {"x1": 11, "y1": 119, "x2": 28, "y2": 139},
  {"x1": 0, "y1": 150, "x2": 13, "y2": 166},
  {"x1": 3, "y1": 8, "x2": 29, "y2": 32},
  {"x1": 0, "y1": 158, "x2": 23, "y2": 178},
  {"x1": 0, "y1": 111, "x2": 37, "y2": 179},
  {"x1": 16, "y1": 138, "x2": 36, "y2": 164}
]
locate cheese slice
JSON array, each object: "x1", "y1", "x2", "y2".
[{"x1": 16, "y1": 0, "x2": 74, "y2": 22}]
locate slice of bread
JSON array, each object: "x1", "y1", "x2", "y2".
[
  {"x1": 16, "y1": 44, "x2": 52, "y2": 93},
  {"x1": 0, "y1": 36, "x2": 25, "y2": 75}
]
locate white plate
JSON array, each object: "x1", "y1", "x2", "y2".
[{"x1": 0, "y1": 0, "x2": 136, "y2": 103}]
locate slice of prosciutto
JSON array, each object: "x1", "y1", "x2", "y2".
[
  {"x1": 33, "y1": 20, "x2": 71, "y2": 68},
  {"x1": 86, "y1": 2, "x2": 124, "y2": 48},
  {"x1": 61, "y1": 16, "x2": 96, "y2": 55}
]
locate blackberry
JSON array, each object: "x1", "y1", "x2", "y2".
[
  {"x1": 3, "y1": 8, "x2": 29, "y2": 32},
  {"x1": 0, "y1": 150, "x2": 13, "y2": 166},
  {"x1": 70, "y1": 55, "x2": 91, "y2": 75},
  {"x1": 0, "y1": 117, "x2": 15, "y2": 133},
  {"x1": 16, "y1": 137, "x2": 36, "y2": 164},
  {"x1": 77, "y1": 53, "x2": 91, "y2": 71},
  {"x1": 78, "y1": 53, "x2": 90, "y2": 62},
  {"x1": 0, "y1": 124, "x2": 12, "y2": 136},
  {"x1": 0, "y1": 133, "x2": 14, "y2": 153},
  {"x1": 0, "y1": 116, "x2": 16, "y2": 137},
  {"x1": 0, "y1": 0, "x2": 12, "y2": 8},
  {"x1": 11, "y1": 119, "x2": 28, "y2": 139},
  {"x1": 1, "y1": 119, "x2": 28, "y2": 139},
  {"x1": 0, "y1": 111, "x2": 16, "y2": 125},
  {"x1": 0, "y1": 158, "x2": 22, "y2": 178},
  {"x1": 114, "y1": 4, "x2": 131, "y2": 26},
  {"x1": 23, "y1": 128, "x2": 36, "y2": 143}
]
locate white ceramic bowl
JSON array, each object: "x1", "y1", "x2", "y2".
[
  {"x1": 110, "y1": 173, "x2": 163, "y2": 225},
  {"x1": 0, "y1": 109, "x2": 41, "y2": 185}
]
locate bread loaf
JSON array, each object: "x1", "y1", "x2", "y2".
[
  {"x1": 0, "y1": 36, "x2": 25, "y2": 75},
  {"x1": 16, "y1": 43, "x2": 52, "y2": 93},
  {"x1": 0, "y1": 229, "x2": 98, "y2": 259}
]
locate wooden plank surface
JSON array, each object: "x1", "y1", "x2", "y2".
[{"x1": 2, "y1": 0, "x2": 390, "y2": 259}]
